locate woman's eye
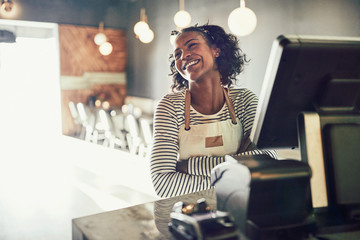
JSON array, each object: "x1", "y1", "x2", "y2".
[{"x1": 188, "y1": 43, "x2": 197, "y2": 49}]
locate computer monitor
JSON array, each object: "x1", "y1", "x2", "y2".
[
  {"x1": 251, "y1": 35, "x2": 360, "y2": 149},
  {"x1": 250, "y1": 35, "x2": 360, "y2": 230}
]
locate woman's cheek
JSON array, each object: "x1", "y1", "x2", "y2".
[{"x1": 175, "y1": 62, "x2": 184, "y2": 75}]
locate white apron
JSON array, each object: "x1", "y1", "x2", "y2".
[{"x1": 178, "y1": 88, "x2": 243, "y2": 160}]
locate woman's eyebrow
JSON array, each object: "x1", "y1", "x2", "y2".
[{"x1": 174, "y1": 38, "x2": 199, "y2": 53}]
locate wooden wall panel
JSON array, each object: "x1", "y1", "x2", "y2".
[{"x1": 59, "y1": 24, "x2": 126, "y2": 76}]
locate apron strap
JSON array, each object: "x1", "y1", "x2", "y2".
[
  {"x1": 185, "y1": 90, "x2": 191, "y2": 131},
  {"x1": 184, "y1": 88, "x2": 237, "y2": 130},
  {"x1": 223, "y1": 88, "x2": 237, "y2": 124}
]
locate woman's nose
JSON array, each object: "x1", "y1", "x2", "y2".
[{"x1": 181, "y1": 51, "x2": 191, "y2": 60}]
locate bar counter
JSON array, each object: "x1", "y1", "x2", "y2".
[
  {"x1": 72, "y1": 187, "x2": 360, "y2": 240},
  {"x1": 72, "y1": 189, "x2": 216, "y2": 240}
]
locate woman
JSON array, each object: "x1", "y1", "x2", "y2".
[{"x1": 150, "y1": 24, "x2": 276, "y2": 198}]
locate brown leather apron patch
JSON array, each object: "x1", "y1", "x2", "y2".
[{"x1": 205, "y1": 135, "x2": 224, "y2": 148}]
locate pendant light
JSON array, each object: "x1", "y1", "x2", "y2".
[
  {"x1": 94, "y1": 22, "x2": 107, "y2": 46},
  {"x1": 94, "y1": 22, "x2": 113, "y2": 56},
  {"x1": 0, "y1": 0, "x2": 19, "y2": 18},
  {"x1": 228, "y1": 0, "x2": 257, "y2": 37},
  {"x1": 139, "y1": 28, "x2": 154, "y2": 44},
  {"x1": 134, "y1": 7, "x2": 154, "y2": 44},
  {"x1": 99, "y1": 42, "x2": 113, "y2": 56},
  {"x1": 174, "y1": 0, "x2": 191, "y2": 28},
  {"x1": 1, "y1": 0, "x2": 13, "y2": 12},
  {"x1": 134, "y1": 8, "x2": 149, "y2": 36}
]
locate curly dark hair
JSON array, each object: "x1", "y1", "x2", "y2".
[{"x1": 169, "y1": 24, "x2": 248, "y2": 92}]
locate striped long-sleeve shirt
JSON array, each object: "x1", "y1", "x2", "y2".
[{"x1": 150, "y1": 88, "x2": 277, "y2": 198}]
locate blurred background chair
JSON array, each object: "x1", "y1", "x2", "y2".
[
  {"x1": 109, "y1": 109, "x2": 128, "y2": 150},
  {"x1": 76, "y1": 102, "x2": 96, "y2": 142},
  {"x1": 68, "y1": 101, "x2": 83, "y2": 138},
  {"x1": 92, "y1": 108, "x2": 111, "y2": 145},
  {"x1": 94, "y1": 108, "x2": 127, "y2": 150},
  {"x1": 138, "y1": 117, "x2": 153, "y2": 158},
  {"x1": 70, "y1": 100, "x2": 153, "y2": 157},
  {"x1": 124, "y1": 114, "x2": 143, "y2": 155}
]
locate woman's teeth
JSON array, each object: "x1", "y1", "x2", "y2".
[{"x1": 184, "y1": 60, "x2": 199, "y2": 70}]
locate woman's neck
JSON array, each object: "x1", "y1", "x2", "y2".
[{"x1": 189, "y1": 79, "x2": 225, "y2": 115}]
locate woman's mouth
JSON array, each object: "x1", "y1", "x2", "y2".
[{"x1": 183, "y1": 59, "x2": 200, "y2": 70}]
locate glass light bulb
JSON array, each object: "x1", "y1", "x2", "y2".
[
  {"x1": 139, "y1": 28, "x2": 154, "y2": 44},
  {"x1": 228, "y1": 7, "x2": 257, "y2": 36},
  {"x1": 94, "y1": 32, "x2": 107, "y2": 45},
  {"x1": 133, "y1": 21, "x2": 149, "y2": 36},
  {"x1": 0, "y1": 0, "x2": 19, "y2": 18},
  {"x1": 1, "y1": 1, "x2": 13, "y2": 12},
  {"x1": 102, "y1": 101, "x2": 110, "y2": 110},
  {"x1": 99, "y1": 42, "x2": 113, "y2": 56},
  {"x1": 174, "y1": 10, "x2": 191, "y2": 28}
]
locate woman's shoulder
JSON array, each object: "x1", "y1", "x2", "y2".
[
  {"x1": 157, "y1": 91, "x2": 186, "y2": 108},
  {"x1": 162, "y1": 91, "x2": 185, "y2": 101},
  {"x1": 163, "y1": 90, "x2": 185, "y2": 100},
  {"x1": 228, "y1": 87, "x2": 257, "y2": 100}
]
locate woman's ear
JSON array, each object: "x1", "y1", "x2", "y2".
[{"x1": 213, "y1": 47, "x2": 221, "y2": 58}]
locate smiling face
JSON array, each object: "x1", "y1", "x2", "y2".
[{"x1": 173, "y1": 31, "x2": 219, "y2": 82}]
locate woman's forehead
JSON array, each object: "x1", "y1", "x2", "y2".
[{"x1": 174, "y1": 31, "x2": 205, "y2": 48}]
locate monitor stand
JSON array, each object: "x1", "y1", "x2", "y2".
[{"x1": 297, "y1": 112, "x2": 360, "y2": 234}]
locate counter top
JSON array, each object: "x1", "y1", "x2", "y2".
[
  {"x1": 72, "y1": 187, "x2": 360, "y2": 240},
  {"x1": 72, "y1": 189, "x2": 216, "y2": 240}
]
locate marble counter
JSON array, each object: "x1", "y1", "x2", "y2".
[{"x1": 72, "y1": 189, "x2": 216, "y2": 240}]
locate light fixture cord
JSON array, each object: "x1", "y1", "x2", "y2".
[
  {"x1": 179, "y1": 0, "x2": 184, "y2": 11},
  {"x1": 140, "y1": 8, "x2": 145, "y2": 21},
  {"x1": 240, "y1": 0, "x2": 245, "y2": 8},
  {"x1": 99, "y1": 21, "x2": 104, "y2": 32}
]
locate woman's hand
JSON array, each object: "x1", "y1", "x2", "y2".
[{"x1": 176, "y1": 160, "x2": 189, "y2": 173}]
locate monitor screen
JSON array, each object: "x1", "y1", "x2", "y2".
[{"x1": 251, "y1": 35, "x2": 360, "y2": 150}]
